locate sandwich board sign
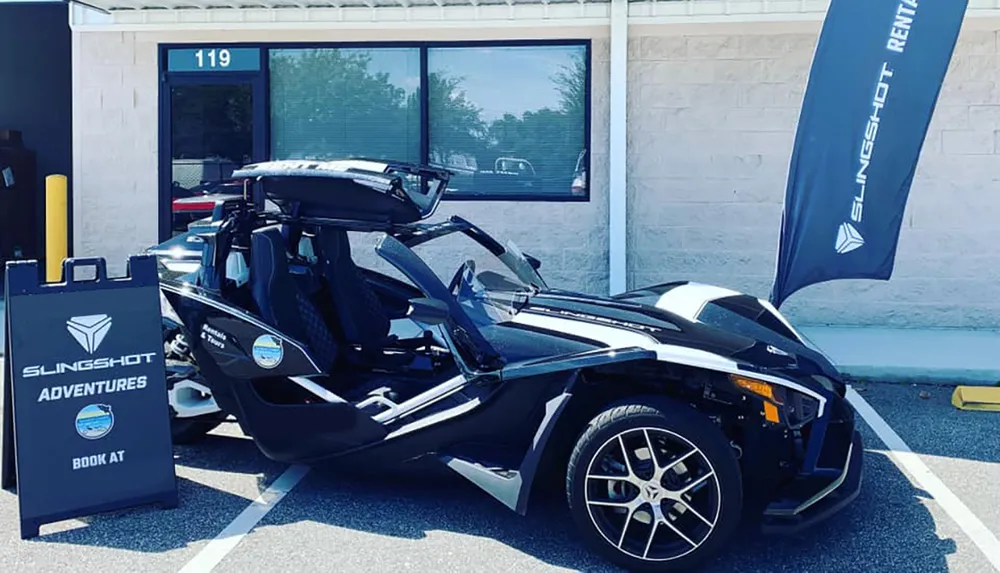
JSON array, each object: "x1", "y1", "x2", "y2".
[{"x1": 1, "y1": 255, "x2": 177, "y2": 539}]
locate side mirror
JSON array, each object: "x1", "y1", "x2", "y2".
[
  {"x1": 406, "y1": 297, "x2": 450, "y2": 325},
  {"x1": 524, "y1": 254, "x2": 542, "y2": 270}
]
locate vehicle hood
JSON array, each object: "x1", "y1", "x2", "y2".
[{"x1": 518, "y1": 282, "x2": 842, "y2": 382}]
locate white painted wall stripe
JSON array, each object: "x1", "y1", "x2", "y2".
[
  {"x1": 177, "y1": 464, "x2": 311, "y2": 573},
  {"x1": 846, "y1": 388, "x2": 1000, "y2": 572}
]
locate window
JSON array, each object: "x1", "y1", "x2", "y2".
[
  {"x1": 427, "y1": 44, "x2": 588, "y2": 199},
  {"x1": 161, "y1": 40, "x2": 590, "y2": 208},
  {"x1": 167, "y1": 83, "x2": 254, "y2": 236},
  {"x1": 269, "y1": 47, "x2": 421, "y2": 163}
]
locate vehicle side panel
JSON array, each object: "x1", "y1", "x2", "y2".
[
  {"x1": 331, "y1": 348, "x2": 658, "y2": 515},
  {"x1": 330, "y1": 370, "x2": 571, "y2": 474},
  {"x1": 162, "y1": 285, "x2": 389, "y2": 463},
  {"x1": 162, "y1": 283, "x2": 324, "y2": 379}
]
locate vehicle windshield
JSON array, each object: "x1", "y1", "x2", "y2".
[{"x1": 407, "y1": 229, "x2": 544, "y2": 329}]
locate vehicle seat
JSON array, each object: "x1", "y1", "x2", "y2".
[
  {"x1": 250, "y1": 224, "x2": 339, "y2": 372},
  {"x1": 314, "y1": 227, "x2": 391, "y2": 343},
  {"x1": 312, "y1": 226, "x2": 394, "y2": 363}
]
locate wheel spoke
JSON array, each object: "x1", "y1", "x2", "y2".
[
  {"x1": 676, "y1": 500, "x2": 715, "y2": 527},
  {"x1": 587, "y1": 499, "x2": 634, "y2": 508},
  {"x1": 642, "y1": 428, "x2": 657, "y2": 467},
  {"x1": 618, "y1": 434, "x2": 638, "y2": 480},
  {"x1": 618, "y1": 504, "x2": 640, "y2": 548},
  {"x1": 642, "y1": 520, "x2": 660, "y2": 559},
  {"x1": 655, "y1": 448, "x2": 698, "y2": 482},
  {"x1": 678, "y1": 470, "x2": 715, "y2": 495},
  {"x1": 587, "y1": 473, "x2": 642, "y2": 487},
  {"x1": 660, "y1": 515, "x2": 698, "y2": 548}
]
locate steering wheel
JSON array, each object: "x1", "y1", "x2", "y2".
[{"x1": 447, "y1": 259, "x2": 476, "y2": 295}]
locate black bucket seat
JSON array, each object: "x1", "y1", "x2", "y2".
[
  {"x1": 249, "y1": 224, "x2": 339, "y2": 373},
  {"x1": 311, "y1": 226, "x2": 395, "y2": 366}
]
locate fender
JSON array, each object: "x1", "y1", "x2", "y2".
[{"x1": 440, "y1": 346, "x2": 656, "y2": 515}]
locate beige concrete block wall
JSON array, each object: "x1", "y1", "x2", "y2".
[
  {"x1": 71, "y1": 26, "x2": 611, "y2": 294},
  {"x1": 626, "y1": 20, "x2": 1000, "y2": 329},
  {"x1": 72, "y1": 17, "x2": 1000, "y2": 329}
]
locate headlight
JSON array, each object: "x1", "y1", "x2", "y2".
[{"x1": 730, "y1": 374, "x2": 820, "y2": 429}]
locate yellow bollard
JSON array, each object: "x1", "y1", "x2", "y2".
[{"x1": 45, "y1": 174, "x2": 68, "y2": 283}]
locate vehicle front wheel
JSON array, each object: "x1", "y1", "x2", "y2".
[{"x1": 566, "y1": 397, "x2": 742, "y2": 572}]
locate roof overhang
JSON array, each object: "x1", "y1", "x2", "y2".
[{"x1": 65, "y1": 0, "x2": 1000, "y2": 32}]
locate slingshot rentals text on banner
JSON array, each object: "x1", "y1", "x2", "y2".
[{"x1": 769, "y1": 0, "x2": 968, "y2": 308}]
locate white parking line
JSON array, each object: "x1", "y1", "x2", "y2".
[
  {"x1": 847, "y1": 387, "x2": 1000, "y2": 571},
  {"x1": 177, "y1": 464, "x2": 311, "y2": 573}
]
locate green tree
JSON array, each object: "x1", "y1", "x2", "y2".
[
  {"x1": 269, "y1": 48, "x2": 420, "y2": 162},
  {"x1": 422, "y1": 71, "x2": 489, "y2": 163},
  {"x1": 554, "y1": 49, "x2": 588, "y2": 124},
  {"x1": 480, "y1": 49, "x2": 588, "y2": 190},
  {"x1": 266, "y1": 46, "x2": 589, "y2": 195}
]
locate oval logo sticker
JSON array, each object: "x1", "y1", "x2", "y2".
[
  {"x1": 75, "y1": 404, "x2": 115, "y2": 440},
  {"x1": 252, "y1": 334, "x2": 284, "y2": 369}
]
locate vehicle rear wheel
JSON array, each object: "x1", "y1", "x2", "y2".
[
  {"x1": 166, "y1": 361, "x2": 226, "y2": 444},
  {"x1": 566, "y1": 397, "x2": 742, "y2": 572},
  {"x1": 163, "y1": 323, "x2": 226, "y2": 444}
]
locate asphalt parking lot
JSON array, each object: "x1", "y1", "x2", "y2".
[{"x1": 0, "y1": 371, "x2": 998, "y2": 573}]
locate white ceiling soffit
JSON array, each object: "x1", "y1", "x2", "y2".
[{"x1": 66, "y1": 0, "x2": 1000, "y2": 30}]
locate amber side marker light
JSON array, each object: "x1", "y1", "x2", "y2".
[{"x1": 730, "y1": 374, "x2": 783, "y2": 423}]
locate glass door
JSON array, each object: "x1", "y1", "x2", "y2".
[
  {"x1": 159, "y1": 47, "x2": 266, "y2": 241},
  {"x1": 161, "y1": 78, "x2": 262, "y2": 239}
]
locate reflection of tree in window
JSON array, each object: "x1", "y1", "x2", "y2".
[
  {"x1": 428, "y1": 46, "x2": 588, "y2": 196},
  {"x1": 269, "y1": 48, "x2": 421, "y2": 162}
]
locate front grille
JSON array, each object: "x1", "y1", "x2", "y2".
[{"x1": 816, "y1": 398, "x2": 855, "y2": 469}]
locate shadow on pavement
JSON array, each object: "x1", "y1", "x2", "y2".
[
  {"x1": 705, "y1": 450, "x2": 955, "y2": 572},
  {"x1": 4, "y1": 423, "x2": 958, "y2": 573},
  {"x1": 4, "y1": 430, "x2": 285, "y2": 552},
  {"x1": 247, "y1": 444, "x2": 956, "y2": 573}
]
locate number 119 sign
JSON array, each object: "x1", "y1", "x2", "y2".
[{"x1": 167, "y1": 47, "x2": 261, "y2": 73}]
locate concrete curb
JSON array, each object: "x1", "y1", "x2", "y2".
[
  {"x1": 839, "y1": 366, "x2": 1000, "y2": 386},
  {"x1": 800, "y1": 326, "x2": 1000, "y2": 387}
]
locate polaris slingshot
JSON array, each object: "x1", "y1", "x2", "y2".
[{"x1": 151, "y1": 159, "x2": 863, "y2": 572}]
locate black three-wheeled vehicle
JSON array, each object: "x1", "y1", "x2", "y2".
[{"x1": 151, "y1": 158, "x2": 863, "y2": 572}]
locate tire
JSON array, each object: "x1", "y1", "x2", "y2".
[
  {"x1": 163, "y1": 321, "x2": 226, "y2": 445},
  {"x1": 566, "y1": 397, "x2": 742, "y2": 572}
]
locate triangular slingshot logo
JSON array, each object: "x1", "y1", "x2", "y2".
[
  {"x1": 835, "y1": 222, "x2": 865, "y2": 254},
  {"x1": 67, "y1": 314, "x2": 112, "y2": 354}
]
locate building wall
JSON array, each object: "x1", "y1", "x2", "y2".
[
  {"x1": 625, "y1": 20, "x2": 1000, "y2": 330},
  {"x1": 71, "y1": 26, "x2": 612, "y2": 294},
  {"x1": 72, "y1": 17, "x2": 1000, "y2": 329}
]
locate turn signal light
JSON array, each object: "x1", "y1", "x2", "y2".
[
  {"x1": 763, "y1": 401, "x2": 781, "y2": 423},
  {"x1": 729, "y1": 374, "x2": 784, "y2": 405}
]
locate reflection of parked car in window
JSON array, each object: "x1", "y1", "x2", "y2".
[
  {"x1": 171, "y1": 180, "x2": 245, "y2": 233},
  {"x1": 494, "y1": 156, "x2": 536, "y2": 176},
  {"x1": 429, "y1": 151, "x2": 478, "y2": 176},
  {"x1": 473, "y1": 156, "x2": 540, "y2": 193},
  {"x1": 571, "y1": 149, "x2": 587, "y2": 196},
  {"x1": 170, "y1": 157, "x2": 246, "y2": 233}
]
